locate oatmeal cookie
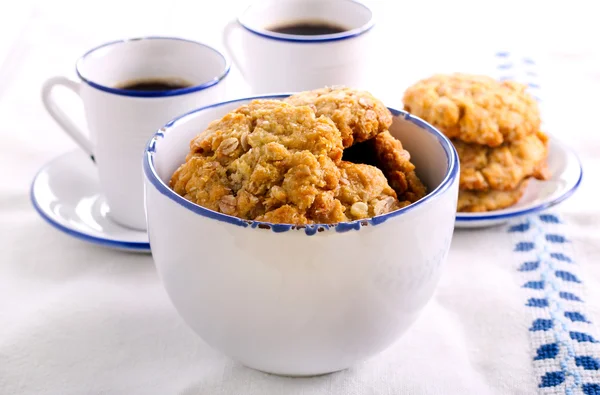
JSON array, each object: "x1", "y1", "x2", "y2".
[
  {"x1": 285, "y1": 86, "x2": 393, "y2": 148},
  {"x1": 335, "y1": 161, "x2": 409, "y2": 220},
  {"x1": 457, "y1": 180, "x2": 530, "y2": 212},
  {"x1": 341, "y1": 131, "x2": 427, "y2": 203},
  {"x1": 170, "y1": 99, "x2": 406, "y2": 225},
  {"x1": 188, "y1": 99, "x2": 343, "y2": 164},
  {"x1": 371, "y1": 131, "x2": 427, "y2": 202},
  {"x1": 403, "y1": 73, "x2": 541, "y2": 147},
  {"x1": 454, "y1": 130, "x2": 550, "y2": 191}
]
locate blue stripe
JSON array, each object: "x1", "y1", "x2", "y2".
[
  {"x1": 583, "y1": 383, "x2": 600, "y2": 394},
  {"x1": 534, "y1": 343, "x2": 559, "y2": 360},
  {"x1": 518, "y1": 261, "x2": 540, "y2": 271},
  {"x1": 564, "y1": 311, "x2": 590, "y2": 323},
  {"x1": 523, "y1": 280, "x2": 544, "y2": 289},
  {"x1": 540, "y1": 214, "x2": 561, "y2": 224},
  {"x1": 498, "y1": 75, "x2": 515, "y2": 81},
  {"x1": 497, "y1": 63, "x2": 514, "y2": 69},
  {"x1": 556, "y1": 270, "x2": 581, "y2": 283},
  {"x1": 559, "y1": 292, "x2": 582, "y2": 302},
  {"x1": 575, "y1": 356, "x2": 600, "y2": 370},
  {"x1": 570, "y1": 332, "x2": 598, "y2": 343},
  {"x1": 509, "y1": 222, "x2": 530, "y2": 232},
  {"x1": 546, "y1": 234, "x2": 568, "y2": 243},
  {"x1": 550, "y1": 252, "x2": 572, "y2": 261},
  {"x1": 526, "y1": 298, "x2": 549, "y2": 307},
  {"x1": 515, "y1": 242, "x2": 535, "y2": 252},
  {"x1": 539, "y1": 371, "x2": 565, "y2": 387},
  {"x1": 530, "y1": 319, "x2": 553, "y2": 331}
]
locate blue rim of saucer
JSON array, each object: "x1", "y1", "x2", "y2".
[
  {"x1": 238, "y1": 0, "x2": 374, "y2": 43},
  {"x1": 75, "y1": 36, "x2": 230, "y2": 98},
  {"x1": 29, "y1": 154, "x2": 151, "y2": 252},
  {"x1": 455, "y1": 144, "x2": 583, "y2": 222},
  {"x1": 143, "y1": 94, "x2": 460, "y2": 235}
]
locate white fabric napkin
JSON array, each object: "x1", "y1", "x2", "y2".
[{"x1": 2, "y1": 46, "x2": 600, "y2": 394}]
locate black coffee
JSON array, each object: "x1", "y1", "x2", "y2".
[
  {"x1": 116, "y1": 77, "x2": 192, "y2": 92},
  {"x1": 268, "y1": 20, "x2": 347, "y2": 35}
]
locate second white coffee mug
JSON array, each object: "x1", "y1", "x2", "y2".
[
  {"x1": 223, "y1": 0, "x2": 374, "y2": 94},
  {"x1": 42, "y1": 37, "x2": 230, "y2": 231}
]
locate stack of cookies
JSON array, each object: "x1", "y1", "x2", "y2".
[{"x1": 402, "y1": 73, "x2": 551, "y2": 212}]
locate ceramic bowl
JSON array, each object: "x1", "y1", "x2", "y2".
[{"x1": 143, "y1": 95, "x2": 459, "y2": 376}]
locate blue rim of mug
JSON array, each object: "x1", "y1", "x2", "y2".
[
  {"x1": 238, "y1": 0, "x2": 374, "y2": 43},
  {"x1": 143, "y1": 94, "x2": 459, "y2": 235},
  {"x1": 75, "y1": 36, "x2": 230, "y2": 98}
]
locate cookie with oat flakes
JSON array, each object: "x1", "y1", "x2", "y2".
[
  {"x1": 170, "y1": 99, "x2": 409, "y2": 225},
  {"x1": 371, "y1": 131, "x2": 427, "y2": 203},
  {"x1": 458, "y1": 180, "x2": 530, "y2": 212},
  {"x1": 285, "y1": 86, "x2": 393, "y2": 148},
  {"x1": 402, "y1": 73, "x2": 541, "y2": 147},
  {"x1": 454, "y1": 130, "x2": 550, "y2": 191}
]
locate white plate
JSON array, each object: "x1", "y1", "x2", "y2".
[
  {"x1": 455, "y1": 137, "x2": 583, "y2": 228},
  {"x1": 30, "y1": 150, "x2": 150, "y2": 252}
]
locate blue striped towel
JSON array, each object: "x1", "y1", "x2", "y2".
[{"x1": 499, "y1": 52, "x2": 599, "y2": 395}]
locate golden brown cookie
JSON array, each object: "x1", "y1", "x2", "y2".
[
  {"x1": 170, "y1": 99, "x2": 406, "y2": 225},
  {"x1": 285, "y1": 86, "x2": 393, "y2": 148},
  {"x1": 371, "y1": 131, "x2": 427, "y2": 202},
  {"x1": 454, "y1": 130, "x2": 550, "y2": 191},
  {"x1": 457, "y1": 180, "x2": 530, "y2": 212},
  {"x1": 335, "y1": 161, "x2": 408, "y2": 221},
  {"x1": 403, "y1": 73, "x2": 541, "y2": 147},
  {"x1": 188, "y1": 99, "x2": 343, "y2": 164}
]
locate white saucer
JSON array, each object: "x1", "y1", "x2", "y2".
[
  {"x1": 30, "y1": 150, "x2": 150, "y2": 252},
  {"x1": 455, "y1": 137, "x2": 583, "y2": 229}
]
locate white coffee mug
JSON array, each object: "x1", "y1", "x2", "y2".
[
  {"x1": 42, "y1": 37, "x2": 230, "y2": 231},
  {"x1": 223, "y1": 0, "x2": 374, "y2": 94}
]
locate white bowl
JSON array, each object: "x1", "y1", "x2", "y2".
[{"x1": 143, "y1": 95, "x2": 459, "y2": 376}]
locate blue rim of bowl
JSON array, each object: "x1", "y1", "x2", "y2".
[
  {"x1": 238, "y1": 0, "x2": 374, "y2": 43},
  {"x1": 75, "y1": 36, "x2": 230, "y2": 98},
  {"x1": 30, "y1": 154, "x2": 151, "y2": 252},
  {"x1": 455, "y1": 145, "x2": 583, "y2": 222},
  {"x1": 143, "y1": 94, "x2": 459, "y2": 235}
]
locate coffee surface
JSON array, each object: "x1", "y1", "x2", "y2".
[
  {"x1": 116, "y1": 77, "x2": 192, "y2": 92},
  {"x1": 268, "y1": 21, "x2": 347, "y2": 36}
]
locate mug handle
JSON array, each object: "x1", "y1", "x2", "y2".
[
  {"x1": 41, "y1": 76, "x2": 95, "y2": 161},
  {"x1": 223, "y1": 19, "x2": 247, "y2": 79}
]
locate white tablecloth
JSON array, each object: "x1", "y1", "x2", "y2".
[{"x1": 1, "y1": 1, "x2": 600, "y2": 394}]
